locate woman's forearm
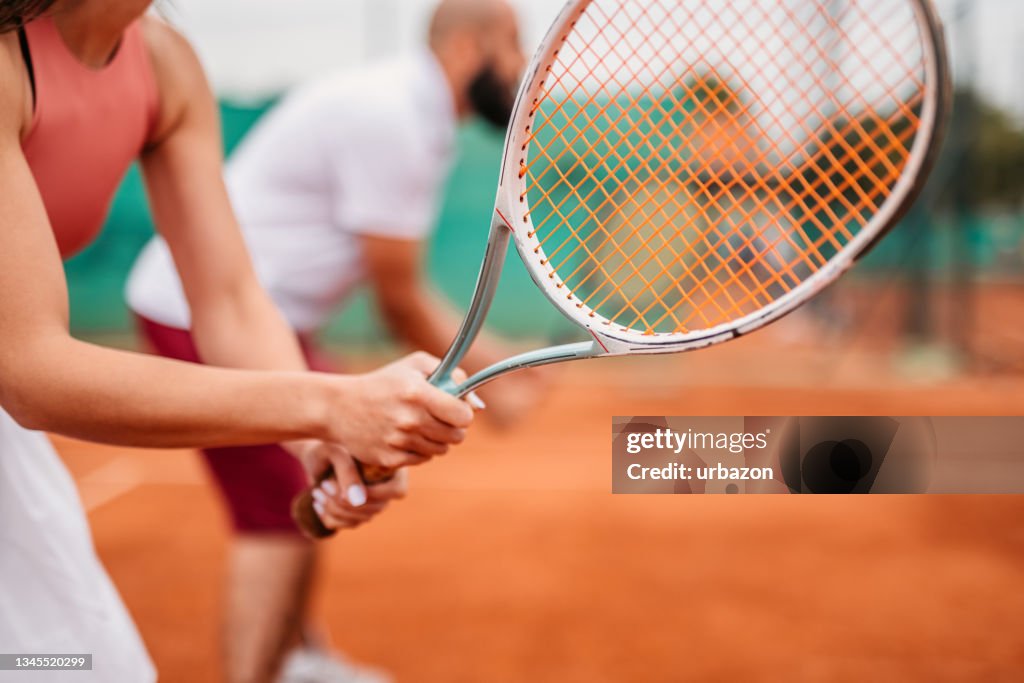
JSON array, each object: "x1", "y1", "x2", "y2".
[{"x1": 0, "y1": 332, "x2": 335, "y2": 448}]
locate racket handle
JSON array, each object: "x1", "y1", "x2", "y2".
[{"x1": 291, "y1": 462, "x2": 397, "y2": 540}]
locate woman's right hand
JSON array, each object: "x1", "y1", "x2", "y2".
[{"x1": 322, "y1": 351, "x2": 474, "y2": 470}]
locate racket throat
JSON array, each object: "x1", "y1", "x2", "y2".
[
  {"x1": 429, "y1": 217, "x2": 514, "y2": 391},
  {"x1": 453, "y1": 341, "x2": 600, "y2": 396}
]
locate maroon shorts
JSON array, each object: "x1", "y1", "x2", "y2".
[{"x1": 137, "y1": 315, "x2": 337, "y2": 536}]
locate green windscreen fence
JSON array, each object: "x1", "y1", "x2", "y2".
[{"x1": 65, "y1": 99, "x2": 1023, "y2": 344}]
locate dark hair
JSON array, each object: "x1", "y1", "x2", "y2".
[{"x1": 0, "y1": 1, "x2": 58, "y2": 34}]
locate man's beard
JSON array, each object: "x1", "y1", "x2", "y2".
[{"x1": 468, "y1": 64, "x2": 516, "y2": 129}]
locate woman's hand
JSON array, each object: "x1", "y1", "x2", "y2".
[
  {"x1": 291, "y1": 439, "x2": 409, "y2": 532},
  {"x1": 323, "y1": 352, "x2": 474, "y2": 469}
]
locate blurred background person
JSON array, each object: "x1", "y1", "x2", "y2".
[{"x1": 126, "y1": 1, "x2": 537, "y2": 681}]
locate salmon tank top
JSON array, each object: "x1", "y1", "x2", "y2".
[{"x1": 20, "y1": 15, "x2": 159, "y2": 258}]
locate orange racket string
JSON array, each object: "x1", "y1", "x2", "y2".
[
  {"x1": 533, "y1": 15, "x2": 886, "y2": 270},
  {"x1": 630, "y1": 111, "x2": 920, "y2": 334},
  {"x1": 560, "y1": 80, "x2": 859, "y2": 304},
  {"x1": 522, "y1": 0, "x2": 925, "y2": 335},
  {"x1": 557, "y1": 72, "x2": 892, "y2": 322}
]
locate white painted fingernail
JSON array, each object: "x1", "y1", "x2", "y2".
[
  {"x1": 312, "y1": 489, "x2": 327, "y2": 504},
  {"x1": 347, "y1": 484, "x2": 367, "y2": 507},
  {"x1": 322, "y1": 480, "x2": 338, "y2": 496},
  {"x1": 467, "y1": 392, "x2": 487, "y2": 410},
  {"x1": 313, "y1": 501, "x2": 326, "y2": 518}
]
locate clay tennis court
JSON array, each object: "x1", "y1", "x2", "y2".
[{"x1": 55, "y1": 313, "x2": 1024, "y2": 682}]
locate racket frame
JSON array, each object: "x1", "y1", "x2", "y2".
[{"x1": 433, "y1": 0, "x2": 951, "y2": 396}]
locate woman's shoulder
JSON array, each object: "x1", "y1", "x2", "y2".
[
  {"x1": 138, "y1": 14, "x2": 203, "y2": 86},
  {"x1": 136, "y1": 15, "x2": 211, "y2": 145}
]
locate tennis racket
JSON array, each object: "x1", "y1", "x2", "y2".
[{"x1": 294, "y1": 0, "x2": 950, "y2": 538}]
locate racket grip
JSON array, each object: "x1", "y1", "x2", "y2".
[{"x1": 291, "y1": 462, "x2": 397, "y2": 540}]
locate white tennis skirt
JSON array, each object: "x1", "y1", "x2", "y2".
[{"x1": 0, "y1": 407, "x2": 155, "y2": 682}]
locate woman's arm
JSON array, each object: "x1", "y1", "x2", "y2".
[
  {"x1": 138, "y1": 18, "x2": 308, "y2": 375},
  {"x1": 0, "y1": 38, "x2": 472, "y2": 464},
  {"x1": 0, "y1": 125, "x2": 325, "y2": 446}
]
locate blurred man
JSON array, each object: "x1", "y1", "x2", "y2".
[{"x1": 127, "y1": 1, "x2": 532, "y2": 682}]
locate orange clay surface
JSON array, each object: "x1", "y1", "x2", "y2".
[{"x1": 55, "y1": 326, "x2": 1024, "y2": 682}]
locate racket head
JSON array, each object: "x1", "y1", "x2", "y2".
[{"x1": 496, "y1": 0, "x2": 951, "y2": 355}]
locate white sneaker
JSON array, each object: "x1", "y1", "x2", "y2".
[{"x1": 276, "y1": 647, "x2": 392, "y2": 683}]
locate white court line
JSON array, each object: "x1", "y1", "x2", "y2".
[{"x1": 78, "y1": 457, "x2": 146, "y2": 512}]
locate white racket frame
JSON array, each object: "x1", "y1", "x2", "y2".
[{"x1": 431, "y1": 0, "x2": 951, "y2": 396}]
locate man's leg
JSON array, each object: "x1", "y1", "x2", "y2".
[
  {"x1": 225, "y1": 534, "x2": 316, "y2": 683},
  {"x1": 202, "y1": 443, "x2": 317, "y2": 683}
]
